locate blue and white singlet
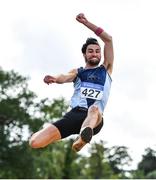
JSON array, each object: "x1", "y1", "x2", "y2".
[{"x1": 70, "y1": 65, "x2": 112, "y2": 113}]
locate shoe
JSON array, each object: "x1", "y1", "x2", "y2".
[{"x1": 72, "y1": 127, "x2": 93, "y2": 152}]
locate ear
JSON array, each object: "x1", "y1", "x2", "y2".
[
  {"x1": 83, "y1": 54, "x2": 86, "y2": 58},
  {"x1": 83, "y1": 54, "x2": 87, "y2": 63}
]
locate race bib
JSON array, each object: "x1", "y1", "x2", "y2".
[{"x1": 80, "y1": 82, "x2": 103, "y2": 100}]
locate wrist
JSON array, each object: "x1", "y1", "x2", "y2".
[
  {"x1": 95, "y1": 27, "x2": 104, "y2": 36},
  {"x1": 82, "y1": 20, "x2": 89, "y2": 26}
]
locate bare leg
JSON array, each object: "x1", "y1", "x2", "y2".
[
  {"x1": 29, "y1": 123, "x2": 61, "y2": 148},
  {"x1": 72, "y1": 105, "x2": 102, "y2": 152},
  {"x1": 80, "y1": 105, "x2": 102, "y2": 130}
]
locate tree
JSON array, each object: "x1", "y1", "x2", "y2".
[
  {"x1": 146, "y1": 170, "x2": 156, "y2": 179},
  {"x1": 105, "y1": 145, "x2": 132, "y2": 178},
  {"x1": 61, "y1": 139, "x2": 79, "y2": 179},
  {"x1": 82, "y1": 140, "x2": 118, "y2": 179},
  {"x1": 137, "y1": 148, "x2": 156, "y2": 176},
  {"x1": 0, "y1": 68, "x2": 69, "y2": 178},
  {"x1": 0, "y1": 68, "x2": 39, "y2": 178}
]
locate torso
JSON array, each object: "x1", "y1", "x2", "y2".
[{"x1": 70, "y1": 65, "x2": 112, "y2": 113}]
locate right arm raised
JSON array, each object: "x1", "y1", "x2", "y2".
[{"x1": 43, "y1": 69, "x2": 77, "y2": 85}]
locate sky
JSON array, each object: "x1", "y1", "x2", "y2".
[{"x1": 0, "y1": 0, "x2": 156, "y2": 170}]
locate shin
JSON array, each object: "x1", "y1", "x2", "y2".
[{"x1": 80, "y1": 105, "x2": 102, "y2": 131}]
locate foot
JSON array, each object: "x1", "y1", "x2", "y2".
[{"x1": 72, "y1": 127, "x2": 93, "y2": 152}]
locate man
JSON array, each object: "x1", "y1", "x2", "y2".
[{"x1": 29, "y1": 13, "x2": 114, "y2": 152}]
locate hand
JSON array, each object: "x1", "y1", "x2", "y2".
[
  {"x1": 76, "y1": 13, "x2": 88, "y2": 24},
  {"x1": 43, "y1": 75, "x2": 56, "y2": 85}
]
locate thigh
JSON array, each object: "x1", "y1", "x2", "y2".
[
  {"x1": 53, "y1": 109, "x2": 88, "y2": 139},
  {"x1": 29, "y1": 123, "x2": 61, "y2": 148}
]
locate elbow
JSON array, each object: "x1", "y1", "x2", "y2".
[
  {"x1": 107, "y1": 35, "x2": 113, "y2": 43},
  {"x1": 55, "y1": 74, "x2": 64, "y2": 84},
  {"x1": 101, "y1": 35, "x2": 113, "y2": 43},
  {"x1": 56, "y1": 80, "x2": 63, "y2": 84}
]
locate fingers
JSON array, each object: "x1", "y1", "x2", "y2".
[
  {"x1": 43, "y1": 76, "x2": 49, "y2": 84},
  {"x1": 76, "y1": 13, "x2": 84, "y2": 18},
  {"x1": 76, "y1": 13, "x2": 84, "y2": 20},
  {"x1": 43, "y1": 75, "x2": 55, "y2": 85},
  {"x1": 76, "y1": 13, "x2": 87, "y2": 24}
]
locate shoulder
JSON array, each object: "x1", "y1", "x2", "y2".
[
  {"x1": 100, "y1": 64, "x2": 112, "y2": 77},
  {"x1": 68, "y1": 68, "x2": 78, "y2": 75}
]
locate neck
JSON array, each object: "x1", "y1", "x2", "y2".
[{"x1": 85, "y1": 64, "x2": 99, "y2": 69}]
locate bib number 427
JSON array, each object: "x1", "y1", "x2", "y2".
[{"x1": 81, "y1": 87, "x2": 103, "y2": 100}]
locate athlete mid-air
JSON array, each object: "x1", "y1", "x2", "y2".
[{"x1": 29, "y1": 13, "x2": 114, "y2": 152}]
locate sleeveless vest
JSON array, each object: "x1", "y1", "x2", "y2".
[{"x1": 70, "y1": 65, "x2": 112, "y2": 113}]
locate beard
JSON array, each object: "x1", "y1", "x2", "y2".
[{"x1": 85, "y1": 58, "x2": 100, "y2": 66}]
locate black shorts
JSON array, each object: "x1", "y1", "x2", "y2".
[{"x1": 53, "y1": 106, "x2": 103, "y2": 139}]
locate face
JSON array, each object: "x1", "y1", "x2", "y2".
[{"x1": 84, "y1": 44, "x2": 101, "y2": 66}]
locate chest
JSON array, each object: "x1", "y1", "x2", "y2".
[{"x1": 78, "y1": 68, "x2": 106, "y2": 85}]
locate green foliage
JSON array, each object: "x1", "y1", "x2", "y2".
[
  {"x1": 61, "y1": 139, "x2": 80, "y2": 179},
  {"x1": 31, "y1": 141, "x2": 65, "y2": 178},
  {"x1": 146, "y1": 170, "x2": 156, "y2": 179},
  {"x1": 39, "y1": 97, "x2": 68, "y2": 121},
  {"x1": 130, "y1": 147, "x2": 156, "y2": 179},
  {"x1": 0, "y1": 142, "x2": 35, "y2": 178},
  {"x1": 130, "y1": 170, "x2": 145, "y2": 179},
  {"x1": 84, "y1": 140, "x2": 116, "y2": 179},
  {"x1": 0, "y1": 68, "x2": 38, "y2": 139},
  {"x1": 137, "y1": 148, "x2": 156, "y2": 176},
  {"x1": 105, "y1": 145, "x2": 132, "y2": 178},
  {"x1": 0, "y1": 68, "x2": 69, "y2": 178},
  {"x1": 0, "y1": 69, "x2": 38, "y2": 178}
]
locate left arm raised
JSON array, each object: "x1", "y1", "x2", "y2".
[
  {"x1": 76, "y1": 13, "x2": 114, "y2": 75},
  {"x1": 99, "y1": 31, "x2": 114, "y2": 75}
]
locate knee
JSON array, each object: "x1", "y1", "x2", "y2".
[
  {"x1": 29, "y1": 135, "x2": 38, "y2": 148},
  {"x1": 88, "y1": 105, "x2": 99, "y2": 114}
]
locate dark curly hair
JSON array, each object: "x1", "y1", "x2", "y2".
[{"x1": 81, "y1": 37, "x2": 99, "y2": 54}]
